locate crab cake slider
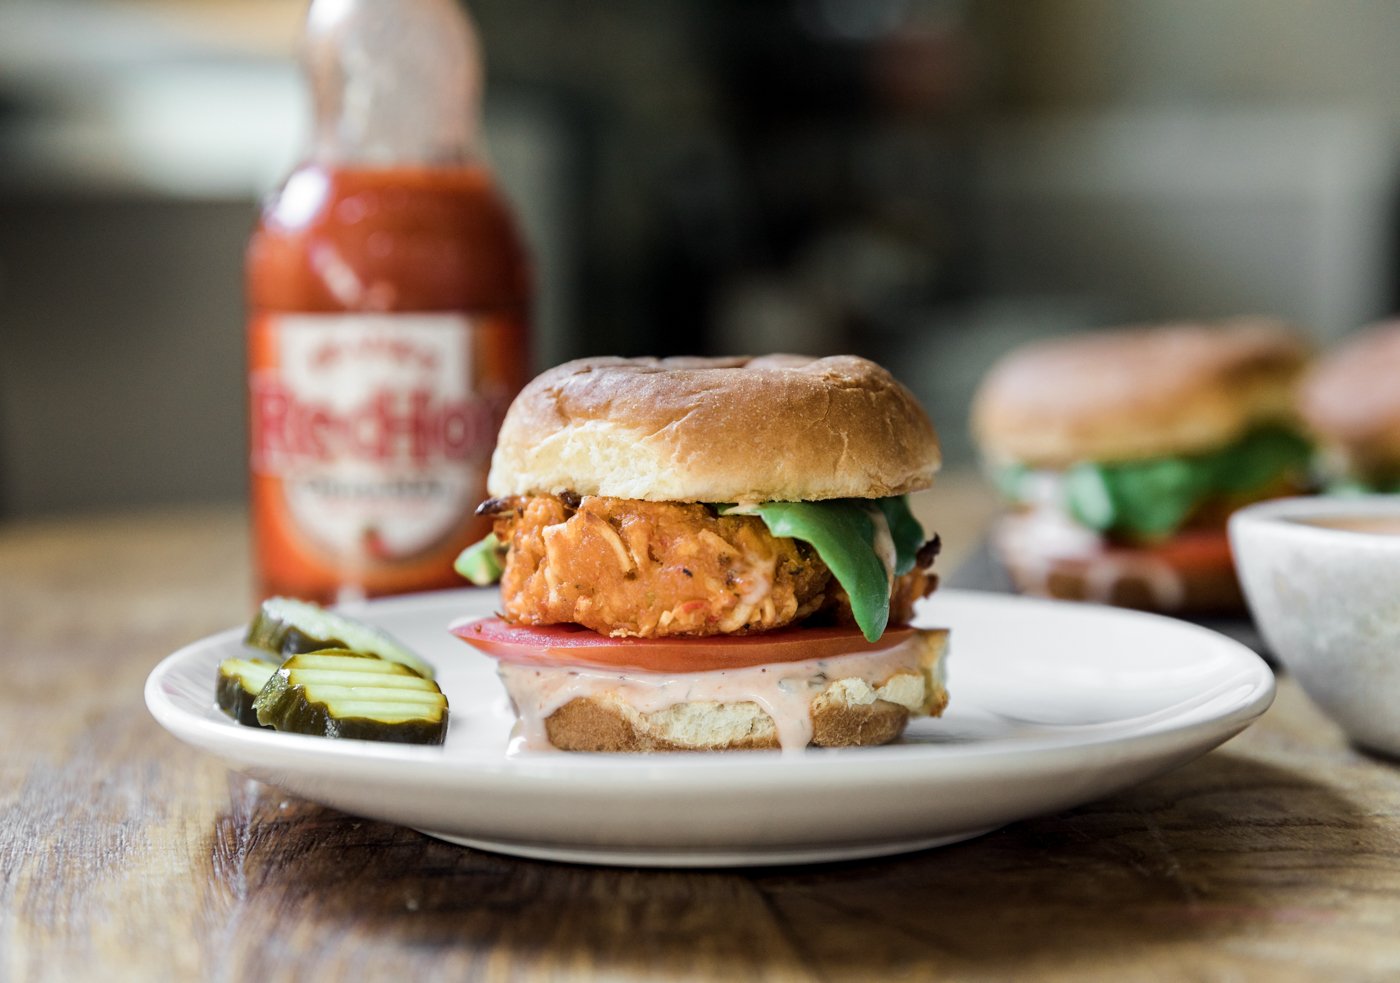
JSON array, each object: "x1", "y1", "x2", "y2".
[
  {"x1": 972, "y1": 319, "x2": 1311, "y2": 613},
  {"x1": 452, "y1": 354, "x2": 949, "y2": 752}
]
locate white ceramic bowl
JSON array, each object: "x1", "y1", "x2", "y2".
[{"x1": 1231, "y1": 495, "x2": 1400, "y2": 757}]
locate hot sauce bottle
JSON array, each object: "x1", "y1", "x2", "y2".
[{"x1": 246, "y1": 0, "x2": 529, "y2": 603}]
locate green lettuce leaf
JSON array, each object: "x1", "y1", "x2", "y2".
[
  {"x1": 1062, "y1": 426, "x2": 1311, "y2": 540},
  {"x1": 1209, "y1": 427, "x2": 1311, "y2": 494},
  {"x1": 1065, "y1": 458, "x2": 1211, "y2": 538},
  {"x1": 454, "y1": 532, "x2": 504, "y2": 586},
  {"x1": 878, "y1": 496, "x2": 926, "y2": 577},
  {"x1": 723, "y1": 497, "x2": 925, "y2": 642},
  {"x1": 993, "y1": 461, "x2": 1030, "y2": 502},
  {"x1": 1327, "y1": 474, "x2": 1400, "y2": 495}
]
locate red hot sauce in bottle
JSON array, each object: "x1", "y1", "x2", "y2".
[{"x1": 247, "y1": 0, "x2": 529, "y2": 603}]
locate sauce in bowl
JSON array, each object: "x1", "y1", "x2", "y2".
[{"x1": 1294, "y1": 516, "x2": 1400, "y2": 534}]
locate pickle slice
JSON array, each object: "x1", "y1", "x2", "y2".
[
  {"x1": 246, "y1": 597, "x2": 434, "y2": 679},
  {"x1": 252, "y1": 650, "x2": 449, "y2": 745},
  {"x1": 216, "y1": 657, "x2": 278, "y2": 727}
]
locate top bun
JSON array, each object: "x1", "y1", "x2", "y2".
[
  {"x1": 487, "y1": 355, "x2": 940, "y2": 502},
  {"x1": 972, "y1": 318, "x2": 1308, "y2": 467},
  {"x1": 1300, "y1": 321, "x2": 1400, "y2": 468}
]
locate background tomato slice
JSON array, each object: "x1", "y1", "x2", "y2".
[
  {"x1": 450, "y1": 618, "x2": 915, "y2": 673},
  {"x1": 1127, "y1": 527, "x2": 1235, "y2": 574}
]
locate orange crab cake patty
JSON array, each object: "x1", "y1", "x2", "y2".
[{"x1": 487, "y1": 494, "x2": 936, "y2": 638}]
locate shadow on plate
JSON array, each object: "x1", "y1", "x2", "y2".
[{"x1": 197, "y1": 750, "x2": 1372, "y2": 977}]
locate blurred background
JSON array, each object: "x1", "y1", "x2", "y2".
[{"x1": 2, "y1": 0, "x2": 1398, "y2": 518}]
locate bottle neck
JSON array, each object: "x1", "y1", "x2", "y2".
[{"x1": 304, "y1": 0, "x2": 483, "y2": 166}]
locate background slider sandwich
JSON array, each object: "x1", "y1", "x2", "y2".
[
  {"x1": 452, "y1": 354, "x2": 947, "y2": 752},
  {"x1": 1300, "y1": 321, "x2": 1400, "y2": 494},
  {"x1": 972, "y1": 319, "x2": 1311, "y2": 613}
]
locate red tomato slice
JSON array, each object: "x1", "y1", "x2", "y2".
[
  {"x1": 1120, "y1": 527, "x2": 1234, "y2": 574},
  {"x1": 450, "y1": 617, "x2": 916, "y2": 673}
]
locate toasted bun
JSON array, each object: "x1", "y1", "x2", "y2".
[
  {"x1": 501, "y1": 630, "x2": 949, "y2": 752},
  {"x1": 545, "y1": 688, "x2": 916, "y2": 752},
  {"x1": 972, "y1": 318, "x2": 1309, "y2": 467},
  {"x1": 487, "y1": 355, "x2": 940, "y2": 502},
  {"x1": 991, "y1": 517, "x2": 1243, "y2": 614},
  {"x1": 1300, "y1": 321, "x2": 1400, "y2": 470}
]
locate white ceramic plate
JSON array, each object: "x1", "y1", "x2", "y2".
[{"x1": 146, "y1": 588, "x2": 1274, "y2": 867}]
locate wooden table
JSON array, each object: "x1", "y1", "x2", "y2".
[{"x1": 4, "y1": 486, "x2": 1399, "y2": 981}]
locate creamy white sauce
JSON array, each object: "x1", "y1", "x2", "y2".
[
  {"x1": 719, "y1": 554, "x2": 776, "y2": 632},
  {"x1": 993, "y1": 508, "x2": 1187, "y2": 610},
  {"x1": 996, "y1": 501, "x2": 1103, "y2": 561},
  {"x1": 725, "y1": 499, "x2": 897, "y2": 596},
  {"x1": 866, "y1": 506, "x2": 897, "y2": 586},
  {"x1": 498, "y1": 637, "x2": 928, "y2": 754}
]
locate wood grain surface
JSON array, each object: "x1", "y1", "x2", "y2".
[{"x1": 2, "y1": 492, "x2": 1399, "y2": 982}]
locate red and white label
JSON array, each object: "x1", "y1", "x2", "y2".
[{"x1": 250, "y1": 313, "x2": 494, "y2": 562}]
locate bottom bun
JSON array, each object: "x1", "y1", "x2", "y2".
[
  {"x1": 498, "y1": 629, "x2": 949, "y2": 752},
  {"x1": 992, "y1": 514, "x2": 1243, "y2": 614}
]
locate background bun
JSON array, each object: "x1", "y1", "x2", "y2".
[
  {"x1": 488, "y1": 355, "x2": 941, "y2": 502},
  {"x1": 1300, "y1": 321, "x2": 1400, "y2": 469},
  {"x1": 972, "y1": 318, "x2": 1309, "y2": 467}
]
